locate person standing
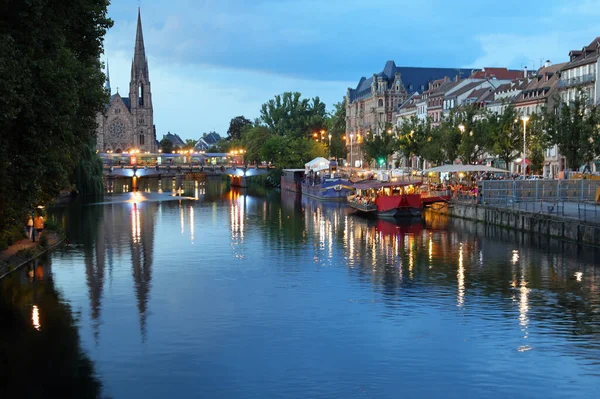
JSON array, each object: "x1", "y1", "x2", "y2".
[
  {"x1": 33, "y1": 214, "x2": 44, "y2": 242},
  {"x1": 26, "y1": 215, "x2": 34, "y2": 240}
]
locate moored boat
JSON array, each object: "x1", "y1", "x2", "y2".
[
  {"x1": 301, "y1": 157, "x2": 354, "y2": 201},
  {"x1": 348, "y1": 181, "x2": 423, "y2": 217}
]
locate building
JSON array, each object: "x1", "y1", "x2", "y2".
[
  {"x1": 194, "y1": 132, "x2": 222, "y2": 151},
  {"x1": 345, "y1": 61, "x2": 471, "y2": 167},
  {"x1": 96, "y1": 9, "x2": 157, "y2": 153},
  {"x1": 558, "y1": 38, "x2": 600, "y2": 105},
  {"x1": 161, "y1": 132, "x2": 185, "y2": 148},
  {"x1": 486, "y1": 75, "x2": 531, "y2": 115}
]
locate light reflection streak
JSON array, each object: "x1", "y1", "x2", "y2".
[
  {"x1": 519, "y1": 272, "x2": 530, "y2": 339},
  {"x1": 190, "y1": 206, "x2": 194, "y2": 242},
  {"x1": 428, "y1": 236, "x2": 433, "y2": 268},
  {"x1": 131, "y1": 203, "x2": 141, "y2": 244},
  {"x1": 457, "y1": 243, "x2": 464, "y2": 308},
  {"x1": 32, "y1": 305, "x2": 41, "y2": 331},
  {"x1": 180, "y1": 202, "x2": 185, "y2": 235}
]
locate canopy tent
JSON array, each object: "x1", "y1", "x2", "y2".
[
  {"x1": 305, "y1": 157, "x2": 330, "y2": 172},
  {"x1": 423, "y1": 164, "x2": 509, "y2": 173}
]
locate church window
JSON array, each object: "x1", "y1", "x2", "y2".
[
  {"x1": 378, "y1": 99, "x2": 384, "y2": 107},
  {"x1": 115, "y1": 108, "x2": 120, "y2": 114},
  {"x1": 139, "y1": 133, "x2": 145, "y2": 146},
  {"x1": 139, "y1": 84, "x2": 144, "y2": 107},
  {"x1": 108, "y1": 120, "x2": 126, "y2": 140}
]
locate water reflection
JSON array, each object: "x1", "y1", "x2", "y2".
[
  {"x1": 0, "y1": 254, "x2": 104, "y2": 397},
  {"x1": 3, "y1": 185, "x2": 599, "y2": 398}
]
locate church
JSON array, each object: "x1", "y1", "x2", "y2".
[{"x1": 96, "y1": 9, "x2": 157, "y2": 153}]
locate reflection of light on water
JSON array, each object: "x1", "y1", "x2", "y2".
[
  {"x1": 180, "y1": 202, "x2": 185, "y2": 235},
  {"x1": 575, "y1": 272, "x2": 583, "y2": 282},
  {"x1": 194, "y1": 180, "x2": 199, "y2": 200},
  {"x1": 428, "y1": 236, "x2": 433, "y2": 267},
  {"x1": 190, "y1": 206, "x2": 195, "y2": 242},
  {"x1": 131, "y1": 203, "x2": 141, "y2": 244},
  {"x1": 127, "y1": 191, "x2": 146, "y2": 204},
  {"x1": 408, "y1": 236, "x2": 414, "y2": 280},
  {"x1": 519, "y1": 273, "x2": 530, "y2": 339},
  {"x1": 32, "y1": 305, "x2": 41, "y2": 331},
  {"x1": 512, "y1": 250, "x2": 520, "y2": 264},
  {"x1": 230, "y1": 191, "x2": 245, "y2": 242},
  {"x1": 457, "y1": 243, "x2": 464, "y2": 308}
]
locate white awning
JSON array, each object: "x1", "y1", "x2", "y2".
[
  {"x1": 305, "y1": 157, "x2": 330, "y2": 172},
  {"x1": 424, "y1": 164, "x2": 510, "y2": 173}
]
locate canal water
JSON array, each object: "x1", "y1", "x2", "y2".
[{"x1": 1, "y1": 182, "x2": 599, "y2": 398}]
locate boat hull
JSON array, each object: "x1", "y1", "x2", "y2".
[{"x1": 301, "y1": 181, "x2": 354, "y2": 201}]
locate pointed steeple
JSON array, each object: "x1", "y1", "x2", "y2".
[
  {"x1": 105, "y1": 59, "x2": 111, "y2": 94},
  {"x1": 132, "y1": 7, "x2": 148, "y2": 80}
]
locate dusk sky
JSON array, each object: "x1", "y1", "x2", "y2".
[{"x1": 103, "y1": 0, "x2": 600, "y2": 140}]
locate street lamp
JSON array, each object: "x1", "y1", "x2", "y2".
[
  {"x1": 522, "y1": 116, "x2": 530, "y2": 176},
  {"x1": 350, "y1": 134, "x2": 354, "y2": 176},
  {"x1": 458, "y1": 124, "x2": 465, "y2": 134},
  {"x1": 328, "y1": 134, "x2": 332, "y2": 159}
]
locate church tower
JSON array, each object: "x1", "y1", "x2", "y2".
[{"x1": 129, "y1": 8, "x2": 155, "y2": 152}]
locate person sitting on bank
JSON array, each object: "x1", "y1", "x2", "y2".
[{"x1": 33, "y1": 214, "x2": 44, "y2": 242}]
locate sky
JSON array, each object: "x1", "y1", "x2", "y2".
[{"x1": 103, "y1": 0, "x2": 600, "y2": 140}]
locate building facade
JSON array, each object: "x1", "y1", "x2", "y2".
[
  {"x1": 96, "y1": 9, "x2": 157, "y2": 153},
  {"x1": 345, "y1": 61, "x2": 471, "y2": 167}
]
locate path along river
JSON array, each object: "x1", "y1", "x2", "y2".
[{"x1": 1, "y1": 182, "x2": 599, "y2": 398}]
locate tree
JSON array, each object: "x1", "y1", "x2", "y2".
[
  {"x1": 227, "y1": 116, "x2": 253, "y2": 141},
  {"x1": 547, "y1": 92, "x2": 600, "y2": 170},
  {"x1": 456, "y1": 105, "x2": 489, "y2": 164},
  {"x1": 0, "y1": 0, "x2": 113, "y2": 248},
  {"x1": 397, "y1": 116, "x2": 425, "y2": 163},
  {"x1": 159, "y1": 138, "x2": 173, "y2": 154},
  {"x1": 260, "y1": 92, "x2": 327, "y2": 138},
  {"x1": 326, "y1": 100, "x2": 348, "y2": 161},
  {"x1": 486, "y1": 103, "x2": 522, "y2": 169},
  {"x1": 184, "y1": 139, "x2": 196, "y2": 151},
  {"x1": 242, "y1": 126, "x2": 271, "y2": 165},
  {"x1": 361, "y1": 123, "x2": 399, "y2": 168}
]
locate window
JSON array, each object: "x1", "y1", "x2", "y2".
[
  {"x1": 138, "y1": 84, "x2": 144, "y2": 107},
  {"x1": 139, "y1": 133, "x2": 145, "y2": 146}
]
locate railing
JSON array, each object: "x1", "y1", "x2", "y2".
[
  {"x1": 558, "y1": 73, "x2": 595, "y2": 88},
  {"x1": 481, "y1": 179, "x2": 600, "y2": 221}
]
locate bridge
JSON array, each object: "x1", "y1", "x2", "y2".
[{"x1": 102, "y1": 164, "x2": 270, "y2": 193}]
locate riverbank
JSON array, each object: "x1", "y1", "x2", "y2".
[
  {"x1": 0, "y1": 231, "x2": 64, "y2": 279},
  {"x1": 430, "y1": 201, "x2": 600, "y2": 245}
]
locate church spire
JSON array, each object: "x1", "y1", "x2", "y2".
[
  {"x1": 105, "y1": 59, "x2": 111, "y2": 94},
  {"x1": 132, "y1": 7, "x2": 148, "y2": 79}
]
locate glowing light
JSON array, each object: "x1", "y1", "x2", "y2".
[
  {"x1": 32, "y1": 305, "x2": 41, "y2": 331},
  {"x1": 575, "y1": 272, "x2": 583, "y2": 282},
  {"x1": 511, "y1": 250, "x2": 519, "y2": 264},
  {"x1": 457, "y1": 243, "x2": 464, "y2": 308}
]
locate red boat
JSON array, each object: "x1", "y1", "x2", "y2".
[{"x1": 347, "y1": 180, "x2": 450, "y2": 218}]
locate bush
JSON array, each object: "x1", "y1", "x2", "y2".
[
  {"x1": 0, "y1": 225, "x2": 25, "y2": 250},
  {"x1": 44, "y1": 218, "x2": 62, "y2": 233}
]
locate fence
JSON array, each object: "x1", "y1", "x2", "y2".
[{"x1": 480, "y1": 179, "x2": 600, "y2": 221}]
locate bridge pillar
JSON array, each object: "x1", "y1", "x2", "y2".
[{"x1": 231, "y1": 175, "x2": 248, "y2": 188}]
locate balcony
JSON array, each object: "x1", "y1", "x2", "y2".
[{"x1": 558, "y1": 73, "x2": 595, "y2": 88}]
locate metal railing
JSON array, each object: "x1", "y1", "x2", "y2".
[{"x1": 481, "y1": 180, "x2": 600, "y2": 221}]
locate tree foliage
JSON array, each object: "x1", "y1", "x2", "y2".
[
  {"x1": 547, "y1": 92, "x2": 600, "y2": 170},
  {"x1": 326, "y1": 100, "x2": 348, "y2": 160},
  {"x1": 159, "y1": 138, "x2": 174, "y2": 154},
  {"x1": 361, "y1": 123, "x2": 398, "y2": 168},
  {"x1": 0, "y1": 0, "x2": 113, "y2": 248},
  {"x1": 260, "y1": 92, "x2": 327, "y2": 138},
  {"x1": 485, "y1": 103, "x2": 522, "y2": 168},
  {"x1": 227, "y1": 116, "x2": 253, "y2": 141}
]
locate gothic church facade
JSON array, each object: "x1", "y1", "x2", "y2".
[{"x1": 96, "y1": 9, "x2": 157, "y2": 153}]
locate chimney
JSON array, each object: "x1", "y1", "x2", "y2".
[
  {"x1": 545, "y1": 60, "x2": 551, "y2": 68},
  {"x1": 524, "y1": 66, "x2": 528, "y2": 78}
]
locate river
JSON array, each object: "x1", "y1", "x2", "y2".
[{"x1": 1, "y1": 181, "x2": 599, "y2": 398}]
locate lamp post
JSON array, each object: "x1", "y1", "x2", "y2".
[
  {"x1": 350, "y1": 133, "x2": 354, "y2": 176},
  {"x1": 328, "y1": 134, "x2": 332, "y2": 159},
  {"x1": 522, "y1": 116, "x2": 530, "y2": 176}
]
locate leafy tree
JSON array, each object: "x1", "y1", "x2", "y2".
[
  {"x1": 260, "y1": 92, "x2": 327, "y2": 138},
  {"x1": 242, "y1": 126, "x2": 272, "y2": 165},
  {"x1": 547, "y1": 92, "x2": 600, "y2": 170},
  {"x1": 184, "y1": 139, "x2": 196, "y2": 151},
  {"x1": 421, "y1": 126, "x2": 446, "y2": 165},
  {"x1": 486, "y1": 103, "x2": 522, "y2": 169},
  {"x1": 326, "y1": 100, "x2": 348, "y2": 161},
  {"x1": 75, "y1": 141, "x2": 104, "y2": 198},
  {"x1": 361, "y1": 123, "x2": 399, "y2": 168},
  {"x1": 397, "y1": 116, "x2": 426, "y2": 163},
  {"x1": 0, "y1": 0, "x2": 112, "y2": 248},
  {"x1": 438, "y1": 110, "x2": 462, "y2": 164},
  {"x1": 456, "y1": 105, "x2": 489, "y2": 164},
  {"x1": 159, "y1": 138, "x2": 173, "y2": 154},
  {"x1": 227, "y1": 116, "x2": 253, "y2": 141}
]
